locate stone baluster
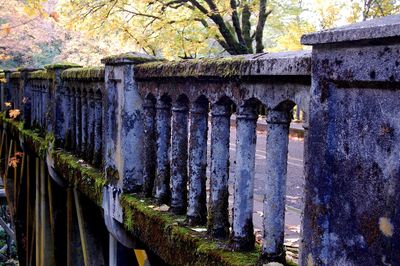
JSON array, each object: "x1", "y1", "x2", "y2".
[
  {"x1": 187, "y1": 98, "x2": 208, "y2": 225},
  {"x1": 208, "y1": 102, "x2": 231, "y2": 238},
  {"x1": 93, "y1": 90, "x2": 102, "y2": 167},
  {"x1": 143, "y1": 98, "x2": 156, "y2": 197},
  {"x1": 41, "y1": 85, "x2": 46, "y2": 132},
  {"x1": 231, "y1": 105, "x2": 257, "y2": 251},
  {"x1": 262, "y1": 109, "x2": 291, "y2": 262},
  {"x1": 69, "y1": 88, "x2": 77, "y2": 151},
  {"x1": 81, "y1": 89, "x2": 88, "y2": 159},
  {"x1": 154, "y1": 99, "x2": 171, "y2": 204},
  {"x1": 31, "y1": 85, "x2": 36, "y2": 127},
  {"x1": 75, "y1": 88, "x2": 82, "y2": 153},
  {"x1": 87, "y1": 90, "x2": 95, "y2": 161},
  {"x1": 170, "y1": 99, "x2": 189, "y2": 214}
]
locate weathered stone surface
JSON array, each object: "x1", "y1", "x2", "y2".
[
  {"x1": 101, "y1": 52, "x2": 162, "y2": 65},
  {"x1": 135, "y1": 51, "x2": 311, "y2": 79},
  {"x1": 302, "y1": 14, "x2": 400, "y2": 45},
  {"x1": 301, "y1": 20, "x2": 400, "y2": 266}
]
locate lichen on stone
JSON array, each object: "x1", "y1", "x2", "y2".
[
  {"x1": 44, "y1": 62, "x2": 82, "y2": 70},
  {"x1": 28, "y1": 70, "x2": 53, "y2": 80},
  {"x1": 61, "y1": 66, "x2": 105, "y2": 80},
  {"x1": 10, "y1": 71, "x2": 21, "y2": 79},
  {"x1": 101, "y1": 52, "x2": 164, "y2": 65},
  {"x1": 134, "y1": 56, "x2": 249, "y2": 80}
]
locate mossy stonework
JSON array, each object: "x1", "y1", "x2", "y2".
[
  {"x1": 0, "y1": 114, "x2": 276, "y2": 265},
  {"x1": 61, "y1": 66, "x2": 105, "y2": 80}
]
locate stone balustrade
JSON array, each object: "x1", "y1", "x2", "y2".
[{"x1": 1, "y1": 14, "x2": 400, "y2": 265}]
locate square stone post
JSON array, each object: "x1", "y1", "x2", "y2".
[
  {"x1": 19, "y1": 68, "x2": 43, "y2": 128},
  {"x1": 101, "y1": 52, "x2": 160, "y2": 193},
  {"x1": 44, "y1": 63, "x2": 81, "y2": 140},
  {"x1": 301, "y1": 15, "x2": 400, "y2": 265}
]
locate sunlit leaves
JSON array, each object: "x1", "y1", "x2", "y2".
[
  {"x1": 9, "y1": 109, "x2": 21, "y2": 119},
  {"x1": 8, "y1": 152, "x2": 24, "y2": 168}
]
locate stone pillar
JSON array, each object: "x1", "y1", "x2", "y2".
[
  {"x1": 208, "y1": 102, "x2": 231, "y2": 238},
  {"x1": 87, "y1": 91, "x2": 95, "y2": 161},
  {"x1": 187, "y1": 99, "x2": 208, "y2": 225},
  {"x1": 70, "y1": 88, "x2": 77, "y2": 151},
  {"x1": 170, "y1": 100, "x2": 189, "y2": 214},
  {"x1": 44, "y1": 63, "x2": 80, "y2": 137},
  {"x1": 154, "y1": 99, "x2": 171, "y2": 203},
  {"x1": 19, "y1": 68, "x2": 42, "y2": 129},
  {"x1": 93, "y1": 90, "x2": 103, "y2": 167},
  {"x1": 102, "y1": 52, "x2": 159, "y2": 193},
  {"x1": 262, "y1": 109, "x2": 291, "y2": 262},
  {"x1": 2, "y1": 70, "x2": 11, "y2": 105},
  {"x1": 142, "y1": 98, "x2": 156, "y2": 197},
  {"x1": 231, "y1": 105, "x2": 257, "y2": 251},
  {"x1": 81, "y1": 90, "x2": 88, "y2": 158},
  {"x1": 75, "y1": 88, "x2": 82, "y2": 153},
  {"x1": 300, "y1": 15, "x2": 400, "y2": 265}
]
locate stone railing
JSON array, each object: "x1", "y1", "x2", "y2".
[
  {"x1": 1, "y1": 14, "x2": 400, "y2": 265},
  {"x1": 3, "y1": 51, "x2": 311, "y2": 262}
]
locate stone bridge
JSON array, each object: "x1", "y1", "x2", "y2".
[{"x1": 0, "y1": 15, "x2": 399, "y2": 266}]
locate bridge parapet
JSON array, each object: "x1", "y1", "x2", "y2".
[{"x1": 1, "y1": 14, "x2": 400, "y2": 266}]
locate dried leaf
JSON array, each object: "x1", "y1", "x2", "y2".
[
  {"x1": 49, "y1": 11, "x2": 60, "y2": 22},
  {"x1": 153, "y1": 204, "x2": 169, "y2": 212},
  {"x1": 190, "y1": 228, "x2": 207, "y2": 232},
  {"x1": 8, "y1": 157, "x2": 19, "y2": 168},
  {"x1": 4, "y1": 102, "x2": 11, "y2": 107},
  {"x1": 9, "y1": 109, "x2": 20, "y2": 119}
]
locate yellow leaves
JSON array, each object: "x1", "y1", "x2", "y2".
[
  {"x1": 4, "y1": 102, "x2": 12, "y2": 107},
  {"x1": 0, "y1": 78, "x2": 7, "y2": 84},
  {"x1": 8, "y1": 152, "x2": 24, "y2": 168},
  {"x1": 9, "y1": 109, "x2": 21, "y2": 119}
]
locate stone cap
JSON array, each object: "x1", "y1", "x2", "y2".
[
  {"x1": 301, "y1": 14, "x2": 400, "y2": 45},
  {"x1": 16, "y1": 67, "x2": 44, "y2": 73},
  {"x1": 44, "y1": 62, "x2": 82, "y2": 70},
  {"x1": 134, "y1": 50, "x2": 311, "y2": 80},
  {"x1": 101, "y1": 52, "x2": 164, "y2": 65},
  {"x1": 61, "y1": 66, "x2": 105, "y2": 80}
]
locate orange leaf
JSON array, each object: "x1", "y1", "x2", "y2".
[
  {"x1": 49, "y1": 12, "x2": 59, "y2": 22},
  {"x1": 9, "y1": 109, "x2": 21, "y2": 119},
  {"x1": 8, "y1": 157, "x2": 19, "y2": 168}
]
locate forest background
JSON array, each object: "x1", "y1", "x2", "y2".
[{"x1": 1, "y1": 0, "x2": 399, "y2": 69}]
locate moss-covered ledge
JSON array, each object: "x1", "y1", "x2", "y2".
[
  {"x1": 28, "y1": 70, "x2": 54, "y2": 80},
  {"x1": 0, "y1": 115, "x2": 107, "y2": 206},
  {"x1": 61, "y1": 66, "x2": 105, "y2": 81},
  {"x1": 121, "y1": 195, "x2": 264, "y2": 266}
]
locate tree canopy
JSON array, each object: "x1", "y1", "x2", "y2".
[{"x1": 1, "y1": 0, "x2": 399, "y2": 67}]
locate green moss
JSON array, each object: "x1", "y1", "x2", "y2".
[
  {"x1": 10, "y1": 72, "x2": 21, "y2": 79},
  {"x1": 52, "y1": 151, "x2": 107, "y2": 205},
  {"x1": 44, "y1": 62, "x2": 82, "y2": 70},
  {"x1": 101, "y1": 52, "x2": 164, "y2": 65},
  {"x1": 135, "y1": 56, "x2": 249, "y2": 79},
  {"x1": 120, "y1": 195, "x2": 263, "y2": 266},
  {"x1": 0, "y1": 115, "x2": 107, "y2": 205},
  {"x1": 61, "y1": 66, "x2": 105, "y2": 80},
  {"x1": 28, "y1": 70, "x2": 53, "y2": 80}
]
